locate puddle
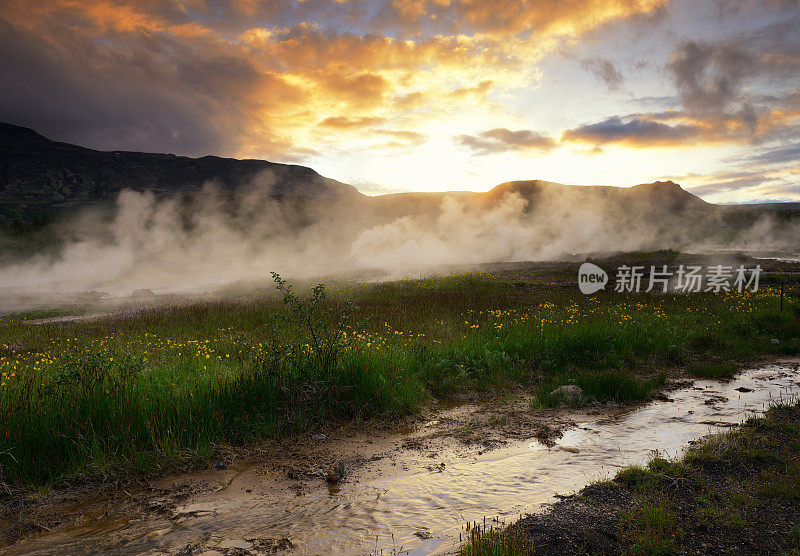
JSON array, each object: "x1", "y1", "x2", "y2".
[{"x1": 7, "y1": 362, "x2": 799, "y2": 555}]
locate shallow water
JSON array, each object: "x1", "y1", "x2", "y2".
[{"x1": 9, "y1": 362, "x2": 800, "y2": 555}]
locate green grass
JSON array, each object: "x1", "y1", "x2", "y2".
[
  {"x1": 533, "y1": 371, "x2": 666, "y2": 408},
  {"x1": 620, "y1": 501, "x2": 681, "y2": 555},
  {"x1": 460, "y1": 520, "x2": 535, "y2": 556},
  {"x1": 686, "y1": 361, "x2": 738, "y2": 379},
  {"x1": 0, "y1": 259, "x2": 798, "y2": 487},
  {"x1": 614, "y1": 404, "x2": 800, "y2": 554}
]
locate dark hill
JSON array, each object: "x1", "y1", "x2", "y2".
[{"x1": 0, "y1": 122, "x2": 362, "y2": 222}]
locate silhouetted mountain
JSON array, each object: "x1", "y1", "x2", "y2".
[
  {"x1": 0, "y1": 122, "x2": 791, "y2": 235},
  {"x1": 371, "y1": 179, "x2": 713, "y2": 223},
  {"x1": 0, "y1": 122, "x2": 361, "y2": 222},
  {"x1": 2, "y1": 123, "x2": 798, "y2": 270},
  {"x1": 488, "y1": 179, "x2": 709, "y2": 212}
]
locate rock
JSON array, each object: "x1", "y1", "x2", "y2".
[
  {"x1": 558, "y1": 446, "x2": 581, "y2": 454},
  {"x1": 550, "y1": 384, "x2": 583, "y2": 404},
  {"x1": 131, "y1": 288, "x2": 156, "y2": 298},
  {"x1": 326, "y1": 461, "x2": 345, "y2": 483},
  {"x1": 414, "y1": 531, "x2": 433, "y2": 539},
  {"x1": 212, "y1": 461, "x2": 228, "y2": 470}
]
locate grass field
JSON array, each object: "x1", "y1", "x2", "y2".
[{"x1": 0, "y1": 252, "x2": 798, "y2": 487}]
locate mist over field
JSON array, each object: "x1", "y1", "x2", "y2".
[{"x1": 0, "y1": 173, "x2": 797, "y2": 297}]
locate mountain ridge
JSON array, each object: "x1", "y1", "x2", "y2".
[
  {"x1": 0, "y1": 122, "x2": 362, "y2": 222},
  {"x1": 0, "y1": 121, "x2": 741, "y2": 224}
]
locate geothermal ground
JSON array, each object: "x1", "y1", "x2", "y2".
[{"x1": 0, "y1": 251, "x2": 798, "y2": 554}]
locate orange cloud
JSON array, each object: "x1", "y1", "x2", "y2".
[
  {"x1": 385, "y1": 0, "x2": 668, "y2": 37},
  {"x1": 0, "y1": 0, "x2": 670, "y2": 162},
  {"x1": 318, "y1": 116, "x2": 387, "y2": 129}
]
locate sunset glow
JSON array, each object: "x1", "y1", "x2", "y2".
[{"x1": 1, "y1": 0, "x2": 798, "y2": 202}]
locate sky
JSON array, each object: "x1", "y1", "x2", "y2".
[{"x1": 1, "y1": 0, "x2": 799, "y2": 203}]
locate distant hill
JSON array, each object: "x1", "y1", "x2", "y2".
[
  {"x1": 0, "y1": 121, "x2": 794, "y2": 237},
  {"x1": 367, "y1": 179, "x2": 714, "y2": 227},
  {"x1": 1, "y1": 123, "x2": 798, "y2": 277},
  {"x1": 0, "y1": 122, "x2": 362, "y2": 222},
  {"x1": 486, "y1": 179, "x2": 710, "y2": 211}
]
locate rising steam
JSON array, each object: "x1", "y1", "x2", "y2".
[{"x1": 0, "y1": 174, "x2": 796, "y2": 301}]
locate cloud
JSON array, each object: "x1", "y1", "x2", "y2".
[
  {"x1": 378, "y1": 0, "x2": 669, "y2": 38},
  {"x1": 581, "y1": 57, "x2": 623, "y2": 90},
  {"x1": 668, "y1": 41, "x2": 755, "y2": 112},
  {"x1": 375, "y1": 129, "x2": 427, "y2": 144},
  {"x1": 318, "y1": 116, "x2": 387, "y2": 129},
  {"x1": 0, "y1": 0, "x2": 671, "y2": 164},
  {"x1": 684, "y1": 171, "x2": 779, "y2": 197},
  {"x1": 1, "y1": 0, "x2": 797, "y2": 203},
  {"x1": 458, "y1": 128, "x2": 556, "y2": 154},
  {"x1": 562, "y1": 116, "x2": 703, "y2": 147},
  {"x1": 0, "y1": 16, "x2": 282, "y2": 156},
  {"x1": 731, "y1": 142, "x2": 800, "y2": 166},
  {"x1": 665, "y1": 31, "x2": 800, "y2": 140}
]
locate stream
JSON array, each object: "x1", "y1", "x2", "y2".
[{"x1": 7, "y1": 361, "x2": 800, "y2": 555}]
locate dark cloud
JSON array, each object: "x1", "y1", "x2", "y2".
[
  {"x1": 457, "y1": 128, "x2": 556, "y2": 155},
  {"x1": 0, "y1": 16, "x2": 289, "y2": 157},
  {"x1": 668, "y1": 41, "x2": 755, "y2": 115},
  {"x1": 665, "y1": 27, "x2": 800, "y2": 139},
  {"x1": 581, "y1": 57, "x2": 623, "y2": 90},
  {"x1": 562, "y1": 116, "x2": 702, "y2": 146}
]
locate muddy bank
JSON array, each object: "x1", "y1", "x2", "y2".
[
  {"x1": 506, "y1": 402, "x2": 800, "y2": 555},
  {"x1": 1, "y1": 361, "x2": 798, "y2": 555},
  {"x1": 0, "y1": 395, "x2": 581, "y2": 554}
]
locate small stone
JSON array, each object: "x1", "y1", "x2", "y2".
[
  {"x1": 414, "y1": 531, "x2": 433, "y2": 539},
  {"x1": 550, "y1": 384, "x2": 584, "y2": 404},
  {"x1": 559, "y1": 446, "x2": 580, "y2": 454},
  {"x1": 326, "y1": 461, "x2": 345, "y2": 483},
  {"x1": 212, "y1": 462, "x2": 227, "y2": 470}
]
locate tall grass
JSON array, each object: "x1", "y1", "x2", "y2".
[
  {"x1": 686, "y1": 362, "x2": 738, "y2": 379},
  {"x1": 460, "y1": 519, "x2": 534, "y2": 556},
  {"x1": 0, "y1": 268, "x2": 797, "y2": 486}
]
